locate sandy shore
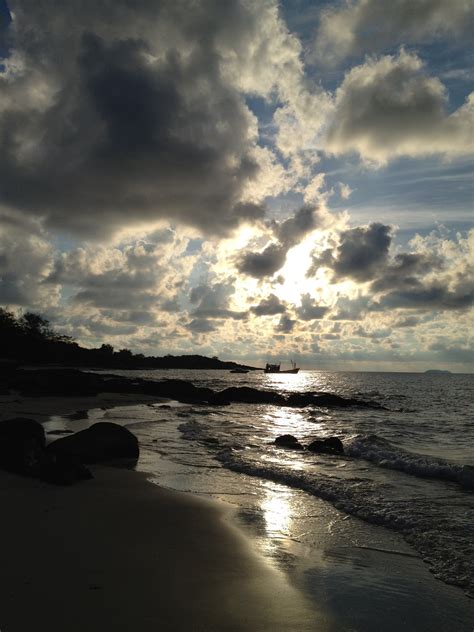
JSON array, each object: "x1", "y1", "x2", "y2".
[
  {"x1": 0, "y1": 392, "x2": 161, "y2": 423},
  {"x1": 0, "y1": 465, "x2": 330, "y2": 632}
]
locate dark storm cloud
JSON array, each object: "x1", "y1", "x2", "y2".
[
  {"x1": 238, "y1": 206, "x2": 321, "y2": 278},
  {"x1": 250, "y1": 293, "x2": 287, "y2": 316},
  {"x1": 0, "y1": 1, "x2": 267, "y2": 237},
  {"x1": 295, "y1": 293, "x2": 329, "y2": 321},
  {"x1": 310, "y1": 223, "x2": 392, "y2": 282}
]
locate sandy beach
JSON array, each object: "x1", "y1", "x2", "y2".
[
  {"x1": 0, "y1": 393, "x2": 331, "y2": 631},
  {"x1": 0, "y1": 464, "x2": 329, "y2": 632},
  {"x1": 2, "y1": 388, "x2": 473, "y2": 632},
  {"x1": 0, "y1": 392, "x2": 161, "y2": 424}
]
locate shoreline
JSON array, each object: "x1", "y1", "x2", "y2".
[
  {"x1": 0, "y1": 465, "x2": 328, "y2": 632},
  {"x1": 0, "y1": 392, "x2": 162, "y2": 423},
  {"x1": 2, "y1": 390, "x2": 473, "y2": 630}
]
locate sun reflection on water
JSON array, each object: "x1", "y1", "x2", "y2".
[{"x1": 260, "y1": 481, "x2": 294, "y2": 538}]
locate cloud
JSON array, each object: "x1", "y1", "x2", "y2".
[
  {"x1": 295, "y1": 293, "x2": 329, "y2": 321},
  {"x1": 250, "y1": 293, "x2": 287, "y2": 316},
  {"x1": 190, "y1": 281, "x2": 247, "y2": 320},
  {"x1": 186, "y1": 318, "x2": 218, "y2": 334},
  {"x1": 276, "y1": 314, "x2": 295, "y2": 333},
  {"x1": 325, "y1": 51, "x2": 474, "y2": 164},
  {"x1": 0, "y1": 210, "x2": 59, "y2": 307},
  {"x1": 0, "y1": 1, "x2": 286, "y2": 238},
  {"x1": 310, "y1": 223, "x2": 392, "y2": 282},
  {"x1": 370, "y1": 252, "x2": 442, "y2": 293},
  {"x1": 373, "y1": 281, "x2": 474, "y2": 311},
  {"x1": 238, "y1": 206, "x2": 322, "y2": 278},
  {"x1": 237, "y1": 243, "x2": 288, "y2": 279},
  {"x1": 314, "y1": 0, "x2": 474, "y2": 64}
]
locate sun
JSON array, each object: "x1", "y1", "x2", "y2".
[{"x1": 274, "y1": 237, "x2": 330, "y2": 305}]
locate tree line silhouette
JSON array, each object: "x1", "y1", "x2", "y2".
[{"x1": 0, "y1": 307, "x2": 253, "y2": 370}]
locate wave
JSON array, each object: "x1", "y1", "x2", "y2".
[
  {"x1": 177, "y1": 419, "x2": 473, "y2": 594},
  {"x1": 345, "y1": 434, "x2": 474, "y2": 490},
  {"x1": 214, "y1": 445, "x2": 474, "y2": 595}
]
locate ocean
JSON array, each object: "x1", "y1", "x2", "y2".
[{"x1": 46, "y1": 369, "x2": 474, "y2": 630}]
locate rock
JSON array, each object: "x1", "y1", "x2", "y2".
[
  {"x1": 0, "y1": 418, "x2": 45, "y2": 475},
  {"x1": 215, "y1": 387, "x2": 285, "y2": 405},
  {"x1": 47, "y1": 422, "x2": 139, "y2": 466},
  {"x1": 47, "y1": 429, "x2": 75, "y2": 435},
  {"x1": 39, "y1": 453, "x2": 93, "y2": 486},
  {"x1": 274, "y1": 434, "x2": 304, "y2": 450},
  {"x1": 307, "y1": 436, "x2": 344, "y2": 455}
]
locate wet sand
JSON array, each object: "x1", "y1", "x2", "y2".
[{"x1": 0, "y1": 465, "x2": 330, "y2": 632}]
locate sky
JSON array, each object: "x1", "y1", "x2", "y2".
[{"x1": 0, "y1": 0, "x2": 473, "y2": 371}]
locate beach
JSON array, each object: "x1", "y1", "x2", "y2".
[
  {"x1": 0, "y1": 392, "x2": 330, "y2": 632},
  {"x1": 0, "y1": 465, "x2": 328, "y2": 632},
  {"x1": 1, "y1": 370, "x2": 473, "y2": 631}
]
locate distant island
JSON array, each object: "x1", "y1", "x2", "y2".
[
  {"x1": 424, "y1": 369, "x2": 452, "y2": 375},
  {"x1": 0, "y1": 307, "x2": 258, "y2": 371}
]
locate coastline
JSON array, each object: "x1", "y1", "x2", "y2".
[
  {"x1": 0, "y1": 465, "x2": 328, "y2": 632},
  {"x1": 0, "y1": 392, "x2": 161, "y2": 423},
  {"x1": 2, "y1": 385, "x2": 473, "y2": 631}
]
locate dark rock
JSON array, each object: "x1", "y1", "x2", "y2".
[
  {"x1": 274, "y1": 434, "x2": 304, "y2": 450},
  {"x1": 47, "y1": 422, "x2": 139, "y2": 466},
  {"x1": 307, "y1": 436, "x2": 344, "y2": 455},
  {"x1": 47, "y1": 429, "x2": 75, "y2": 435},
  {"x1": 39, "y1": 452, "x2": 93, "y2": 486},
  {"x1": 203, "y1": 437, "x2": 219, "y2": 445},
  {"x1": 0, "y1": 418, "x2": 45, "y2": 475},
  {"x1": 286, "y1": 391, "x2": 375, "y2": 408},
  {"x1": 216, "y1": 387, "x2": 285, "y2": 405}
]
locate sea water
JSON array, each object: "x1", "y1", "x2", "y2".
[{"x1": 47, "y1": 370, "x2": 474, "y2": 630}]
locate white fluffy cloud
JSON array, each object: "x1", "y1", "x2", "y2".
[
  {"x1": 324, "y1": 51, "x2": 474, "y2": 164},
  {"x1": 314, "y1": 0, "x2": 474, "y2": 64}
]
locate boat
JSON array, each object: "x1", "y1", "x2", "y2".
[
  {"x1": 264, "y1": 360, "x2": 299, "y2": 374},
  {"x1": 230, "y1": 368, "x2": 249, "y2": 373}
]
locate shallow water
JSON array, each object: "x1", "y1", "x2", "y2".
[{"x1": 46, "y1": 369, "x2": 474, "y2": 630}]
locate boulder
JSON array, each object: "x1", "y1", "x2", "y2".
[
  {"x1": 39, "y1": 453, "x2": 93, "y2": 486},
  {"x1": 47, "y1": 422, "x2": 139, "y2": 466},
  {"x1": 0, "y1": 418, "x2": 45, "y2": 475},
  {"x1": 274, "y1": 434, "x2": 304, "y2": 450},
  {"x1": 216, "y1": 387, "x2": 285, "y2": 405},
  {"x1": 307, "y1": 436, "x2": 344, "y2": 455}
]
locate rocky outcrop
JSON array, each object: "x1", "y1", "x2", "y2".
[
  {"x1": 0, "y1": 417, "x2": 45, "y2": 476},
  {"x1": 286, "y1": 392, "x2": 379, "y2": 408},
  {"x1": 47, "y1": 422, "x2": 139, "y2": 466},
  {"x1": 274, "y1": 434, "x2": 304, "y2": 450},
  {"x1": 0, "y1": 417, "x2": 94, "y2": 484},
  {"x1": 307, "y1": 437, "x2": 344, "y2": 455},
  {"x1": 3, "y1": 369, "x2": 382, "y2": 409},
  {"x1": 216, "y1": 387, "x2": 285, "y2": 405}
]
